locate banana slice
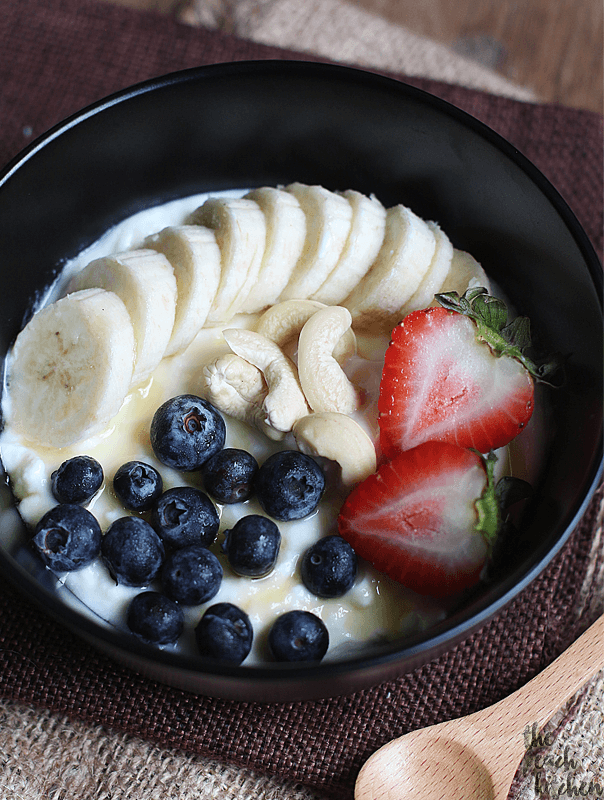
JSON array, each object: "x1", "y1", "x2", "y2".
[
  {"x1": 435, "y1": 248, "x2": 492, "y2": 298},
  {"x1": 297, "y1": 306, "x2": 361, "y2": 415},
  {"x1": 254, "y1": 299, "x2": 356, "y2": 364},
  {"x1": 68, "y1": 249, "x2": 177, "y2": 385},
  {"x1": 189, "y1": 197, "x2": 266, "y2": 323},
  {"x1": 6, "y1": 288, "x2": 135, "y2": 449},
  {"x1": 343, "y1": 204, "x2": 436, "y2": 330},
  {"x1": 311, "y1": 190, "x2": 386, "y2": 305},
  {"x1": 241, "y1": 187, "x2": 306, "y2": 313},
  {"x1": 401, "y1": 221, "x2": 453, "y2": 314},
  {"x1": 279, "y1": 183, "x2": 353, "y2": 301},
  {"x1": 293, "y1": 413, "x2": 377, "y2": 488},
  {"x1": 144, "y1": 225, "x2": 221, "y2": 356}
]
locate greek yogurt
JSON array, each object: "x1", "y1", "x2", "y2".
[{"x1": 0, "y1": 189, "x2": 539, "y2": 665}]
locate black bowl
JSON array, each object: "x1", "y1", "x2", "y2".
[{"x1": 0, "y1": 61, "x2": 601, "y2": 701}]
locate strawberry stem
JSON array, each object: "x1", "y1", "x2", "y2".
[
  {"x1": 473, "y1": 451, "x2": 500, "y2": 556},
  {"x1": 473, "y1": 450, "x2": 534, "y2": 560},
  {"x1": 434, "y1": 288, "x2": 561, "y2": 383}
]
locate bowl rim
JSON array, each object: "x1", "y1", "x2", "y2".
[{"x1": 0, "y1": 59, "x2": 602, "y2": 695}]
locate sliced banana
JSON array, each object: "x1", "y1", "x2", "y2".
[
  {"x1": 279, "y1": 183, "x2": 353, "y2": 301},
  {"x1": 293, "y1": 412, "x2": 377, "y2": 488},
  {"x1": 435, "y1": 248, "x2": 492, "y2": 298},
  {"x1": 401, "y1": 221, "x2": 454, "y2": 314},
  {"x1": 67, "y1": 249, "x2": 177, "y2": 385},
  {"x1": 189, "y1": 197, "x2": 266, "y2": 324},
  {"x1": 297, "y1": 306, "x2": 361, "y2": 415},
  {"x1": 222, "y1": 328, "x2": 309, "y2": 434},
  {"x1": 6, "y1": 288, "x2": 135, "y2": 449},
  {"x1": 343, "y1": 204, "x2": 436, "y2": 330},
  {"x1": 311, "y1": 190, "x2": 386, "y2": 305},
  {"x1": 144, "y1": 225, "x2": 221, "y2": 356},
  {"x1": 254, "y1": 299, "x2": 356, "y2": 364},
  {"x1": 241, "y1": 187, "x2": 306, "y2": 313}
]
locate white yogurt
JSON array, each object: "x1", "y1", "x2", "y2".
[{"x1": 0, "y1": 189, "x2": 538, "y2": 665}]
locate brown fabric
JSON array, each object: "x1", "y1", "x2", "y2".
[{"x1": 0, "y1": 0, "x2": 602, "y2": 797}]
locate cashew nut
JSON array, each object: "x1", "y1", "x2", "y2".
[
  {"x1": 223, "y1": 328, "x2": 309, "y2": 434},
  {"x1": 297, "y1": 306, "x2": 361, "y2": 415},
  {"x1": 293, "y1": 413, "x2": 376, "y2": 487},
  {"x1": 202, "y1": 353, "x2": 286, "y2": 441},
  {"x1": 202, "y1": 352, "x2": 267, "y2": 423},
  {"x1": 254, "y1": 299, "x2": 356, "y2": 364}
]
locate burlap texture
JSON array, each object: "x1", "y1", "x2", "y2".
[
  {"x1": 180, "y1": 0, "x2": 538, "y2": 101},
  {"x1": 0, "y1": 0, "x2": 602, "y2": 797}
]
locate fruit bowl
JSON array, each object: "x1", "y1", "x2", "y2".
[{"x1": 0, "y1": 61, "x2": 601, "y2": 701}]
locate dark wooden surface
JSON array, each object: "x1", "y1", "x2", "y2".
[
  {"x1": 350, "y1": 0, "x2": 603, "y2": 113},
  {"x1": 103, "y1": 0, "x2": 603, "y2": 113}
]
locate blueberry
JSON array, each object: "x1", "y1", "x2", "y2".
[
  {"x1": 301, "y1": 535, "x2": 358, "y2": 598},
  {"x1": 222, "y1": 515, "x2": 281, "y2": 577},
  {"x1": 202, "y1": 448, "x2": 259, "y2": 504},
  {"x1": 150, "y1": 394, "x2": 226, "y2": 471},
  {"x1": 161, "y1": 544, "x2": 222, "y2": 605},
  {"x1": 127, "y1": 591, "x2": 184, "y2": 645},
  {"x1": 195, "y1": 602, "x2": 253, "y2": 664},
  {"x1": 101, "y1": 516, "x2": 165, "y2": 587},
  {"x1": 51, "y1": 456, "x2": 103, "y2": 504},
  {"x1": 254, "y1": 450, "x2": 325, "y2": 521},
  {"x1": 152, "y1": 486, "x2": 219, "y2": 550},
  {"x1": 268, "y1": 610, "x2": 329, "y2": 662},
  {"x1": 113, "y1": 460, "x2": 163, "y2": 512},
  {"x1": 32, "y1": 504, "x2": 101, "y2": 571}
]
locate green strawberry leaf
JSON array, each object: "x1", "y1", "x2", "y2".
[
  {"x1": 473, "y1": 450, "x2": 500, "y2": 557},
  {"x1": 434, "y1": 287, "x2": 561, "y2": 385},
  {"x1": 473, "y1": 293, "x2": 508, "y2": 333},
  {"x1": 502, "y1": 316, "x2": 532, "y2": 351},
  {"x1": 473, "y1": 452, "x2": 534, "y2": 561}
]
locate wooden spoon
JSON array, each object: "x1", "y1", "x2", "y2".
[{"x1": 355, "y1": 614, "x2": 604, "y2": 800}]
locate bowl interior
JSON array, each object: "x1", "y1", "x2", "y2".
[{"x1": 0, "y1": 61, "x2": 601, "y2": 700}]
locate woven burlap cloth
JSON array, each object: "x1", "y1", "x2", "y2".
[{"x1": 0, "y1": 0, "x2": 602, "y2": 797}]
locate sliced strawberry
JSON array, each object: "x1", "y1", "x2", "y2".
[
  {"x1": 337, "y1": 441, "x2": 499, "y2": 597},
  {"x1": 378, "y1": 289, "x2": 544, "y2": 457}
]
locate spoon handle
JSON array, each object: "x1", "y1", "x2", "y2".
[
  {"x1": 354, "y1": 615, "x2": 604, "y2": 800},
  {"x1": 489, "y1": 613, "x2": 604, "y2": 733},
  {"x1": 453, "y1": 612, "x2": 604, "y2": 798}
]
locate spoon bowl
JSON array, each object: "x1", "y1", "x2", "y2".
[
  {"x1": 355, "y1": 614, "x2": 604, "y2": 800},
  {"x1": 378, "y1": 734, "x2": 496, "y2": 799}
]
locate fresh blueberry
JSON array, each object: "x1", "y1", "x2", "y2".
[
  {"x1": 222, "y1": 515, "x2": 281, "y2": 577},
  {"x1": 32, "y1": 504, "x2": 102, "y2": 571},
  {"x1": 150, "y1": 394, "x2": 226, "y2": 471},
  {"x1": 152, "y1": 486, "x2": 219, "y2": 550},
  {"x1": 113, "y1": 460, "x2": 163, "y2": 512},
  {"x1": 51, "y1": 455, "x2": 103, "y2": 504},
  {"x1": 161, "y1": 544, "x2": 222, "y2": 605},
  {"x1": 202, "y1": 448, "x2": 259, "y2": 504},
  {"x1": 101, "y1": 516, "x2": 165, "y2": 587},
  {"x1": 301, "y1": 535, "x2": 358, "y2": 598},
  {"x1": 268, "y1": 610, "x2": 329, "y2": 662},
  {"x1": 127, "y1": 591, "x2": 184, "y2": 645},
  {"x1": 254, "y1": 450, "x2": 325, "y2": 521},
  {"x1": 195, "y1": 602, "x2": 253, "y2": 664}
]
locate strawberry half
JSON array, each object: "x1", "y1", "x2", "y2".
[
  {"x1": 337, "y1": 441, "x2": 500, "y2": 597},
  {"x1": 378, "y1": 288, "x2": 552, "y2": 457}
]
